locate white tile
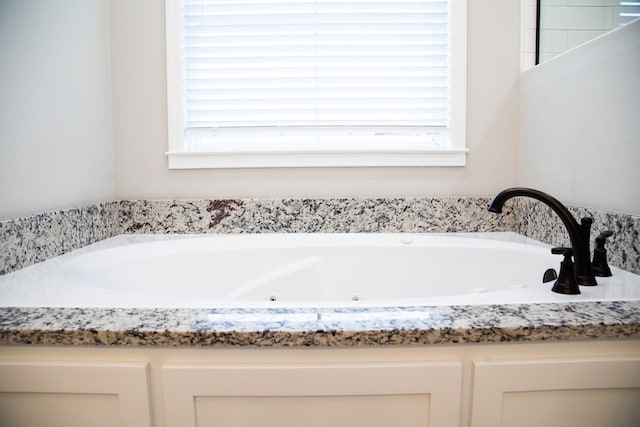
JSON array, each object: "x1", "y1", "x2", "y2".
[
  {"x1": 523, "y1": 29, "x2": 537, "y2": 53},
  {"x1": 541, "y1": 6, "x2": 614, "y2": 30},
  {"x1": 521, "y1": 53, "x2": 537, "y2": 70},
  {"x1": 524, "y1": 5, "x2": 538, "y2": 29},
  {"x1": 568, "y1": 0, "x2": 618, "y2": 6},
  {"x1": 540, "y1": 29, "x2": 569, "y2": 52},
  {"x1": 543, "y1": 0, "x2": 569, "y2": 6},
  {"x1": 567, "y1": 29, "x2": 608, "y2": 47},
  {"x1": 539, "y1": 51, "x2": 560, "y2": 62}
]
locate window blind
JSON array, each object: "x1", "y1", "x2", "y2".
[
  {"x1": 619, "y1": 2, "x2": 640, "y2": 24},
  {"x1": 181, "y1": 0, "x2": 450, "y2": 136}
]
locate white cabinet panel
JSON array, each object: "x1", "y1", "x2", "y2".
[
  {"x1": 0, "y1": 361, "x2": 153, "y2": 427},
  {"x1": 162, "y1": 362, "x2": 462, "y2": 427},
  {"x1": 471, "y1": 357, "x2": 640, "y2": 427}
]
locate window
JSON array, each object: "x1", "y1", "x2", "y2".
[{"x1": 166, "y1": 0, "x2": 467, "y2": 168}]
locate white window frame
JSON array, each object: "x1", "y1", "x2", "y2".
[{"x1": 165, "y1": 0, "x2": 467, "y2": 169}]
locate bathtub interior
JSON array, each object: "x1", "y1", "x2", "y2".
[{"x1": 1, "y1": 232, "x2": 639, "y2": 309}]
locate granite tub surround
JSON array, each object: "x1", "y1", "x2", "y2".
[
  {"x1": 119, "y1": 197, "x2": 514, "y2": 234},
  {"x1": 0, "y1": 202, "x2": 120, "y2": 275},
  {"x1": 1, "y1": 302, "x2": 639, "y2": 347},
  {"x1": 1, "y1": 197, "x2": 509, "y2": 276},
  {"x1": 511, "y1": 198, "x2": 640, "y2": 275},
  {"x1": 1, "y1": 197, "x2": 639, "y2": 348},
  {"x1": 2, "y1": 196, "x2": 638, "y2": 277}
]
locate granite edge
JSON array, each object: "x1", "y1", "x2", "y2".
[{"x1": 1, "y1": 301, "x2": 638, "y2": 347}]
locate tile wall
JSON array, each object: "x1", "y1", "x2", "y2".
[{"x1": 538, "y1": 0, "x2": 640, "y2": 63}]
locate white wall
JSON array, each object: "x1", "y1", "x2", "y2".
[
  {"x1": 111, "y1": 0, "x2": 521, "y2": 201},
  {"x1": 3, "y1": 1, "x2": 636, "y2": 218},
  {"x1": 0, "y1": 0, "x2": 115, "y2": 219},
  {"x1": 519, "y1": 20, "x2": 640, "y2": 215}
]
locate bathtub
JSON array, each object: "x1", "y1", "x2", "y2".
[{"x1": 1, "y1": 232, "x2": 639, "y2": 309}]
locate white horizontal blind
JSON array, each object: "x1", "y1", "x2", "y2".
[
  {"x1": 619, "y1": 2, "x2": 640, "y2": 24},
  {"x1": 181, "y1": 0, "x2": 450, "y2": 137}
]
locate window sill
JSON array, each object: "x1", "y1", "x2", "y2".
[{"x1": 166, "y1": 149, "x2": 468, "y2": 169}]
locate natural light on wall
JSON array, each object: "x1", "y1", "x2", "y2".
[{"x1": 165, "y1": 0, "x2": 467, "y2": 169}]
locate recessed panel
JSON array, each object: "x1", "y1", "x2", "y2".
[
  {"x1": 163, "y1": 362, "x2": 462, "y2": 427},
  {"x1": 502, "y1": 388, "x2": 640, "y2": 427},
  {"x1": 195, "y1": 394, "x2": 430, "y2": 427},
  {"x1": 0, "y1": 392, "x2": 121, "y2": 427},
  {"x1": 0, "y1": 361, "x2": 152, "y2": 427}
]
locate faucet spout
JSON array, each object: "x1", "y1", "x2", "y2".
[{"x1": 488, "y1": 187, "x2": 597, "y2": 286}]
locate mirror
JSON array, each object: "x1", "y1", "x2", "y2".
[{"x1": 536, "y1": 1, "x2": 640, "y2": 64}]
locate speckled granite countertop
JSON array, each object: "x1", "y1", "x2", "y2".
[
  {"x1": 1, "y1": 232, "x2": 639, "y2": 347},
  {"x1": 2, "y1": 192, "x2": 639, "y2": 348},
  {"x1": 0, "y1": 301, "x2": 639, "y2": 347}
]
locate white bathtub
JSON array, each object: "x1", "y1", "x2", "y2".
[{"x1": 1, "y1": 233, "x2": 639, "y2": 308}]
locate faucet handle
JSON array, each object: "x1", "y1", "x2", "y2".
[
  {"x1": 592, "y1": 230, "x2": 613, "y2": 277},
  {"x1": 550, "y1": 247, "x2": 581, "y2": 295},
  {"x1": 581, "y1": 217, "x2": 593, "y2": 226},
  {"x1": 551, "y1": 247, "x2": 572, "y2": 255},
  {"x1": 597, "y1": 230, "x2": 613, "y2": 240}
]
